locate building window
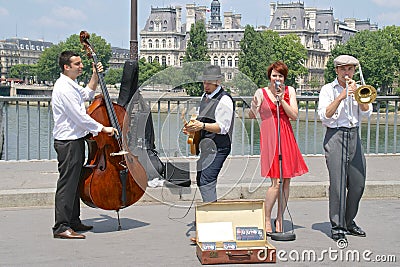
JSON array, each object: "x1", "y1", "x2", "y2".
[
  {"x1": 227, "y1": 72, "x2": 232, "y2": 80},
  {"x1": 154, "y1": 56, "x2": 159, "y2": 63},
  {"x1": 221, "y1": 56, "x2": 225, "y2": 67},
  {"x1": 179, "y1": 56, "x2": 183, "y2": 66},
  {"x1": 162, "y1": 39, "x2": 166, "y2": 48},
  {"x1": 148, "y1": 40, "x2": 153, "y2": 48},
  {"x1": 162, "y1": 56, "x2": 166, "y2": 67},
  {"x1": 155, "y1": 39, "x2": 159, "y2": 48},
  {"x1": 283, "y1": 20, "x2": 288, "y2": 29},
  {"x1": 234, "y1": 57, "x2": 239, "y2": 67},
  {"x1": 213, "y1": 56, "x2": 218, "y2": 65},
  {"x1": 227, "y1": 56, "x2": 232, "y2": 67},
  {"x1": 148, "y1": 56, "x2": 153, "y2": 63},
  {"x1": 291, "y1": 17, "x2": 297, "y2": 29}
]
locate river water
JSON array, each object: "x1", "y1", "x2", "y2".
[{"x1": 1, "y1": 105, "x2": 399, "y2": 160}]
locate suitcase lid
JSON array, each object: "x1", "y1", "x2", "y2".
[{"x1": 195, "y1": 200, "x2": 267, "y2": 243}]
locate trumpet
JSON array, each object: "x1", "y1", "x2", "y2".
[{"x1": 354, "y1": 64, "x2": 377, "y2": 104}]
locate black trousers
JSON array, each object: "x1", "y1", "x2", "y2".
[{"x1": 52, "y1": 138, "x2": 85, "y2": 234}]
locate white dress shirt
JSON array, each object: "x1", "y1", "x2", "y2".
[
  {"x1": 52, "y1": 73, "x2": 103, "y2": 140},
  {"x1": 202, "y1": 86, "x2": 234, "y2": 134},
  {"x1": 318, "y1": 78, "x2": 372, "y2": 128}
]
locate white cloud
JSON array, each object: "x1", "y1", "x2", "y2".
[
  {"x1": 52, "y1": 6, "x2": 87, "y2": 21},
  {"x1": 0, "y1": 7, "x2": 9, "y2": 16},
  {"x1": 34, "y1": 16, "x2": 69, "y2": 29},
  {"x1": 372, "y1": 0, "x2": 400, "y2": 8}
]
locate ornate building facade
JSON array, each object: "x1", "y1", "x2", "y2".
[
  {"x1": 0, "y1": 38, "x2": 52, "y2": 82},
  {"x1": 139, "y1": 1, "x2": 378, "y2": 90},
  {"x1": 0, "y1": 37, "x2": 128, "y2": 83}
]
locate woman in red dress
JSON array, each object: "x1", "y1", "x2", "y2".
[{"x1": 249, "y1": 61, "x2": 308, "y2": 234}]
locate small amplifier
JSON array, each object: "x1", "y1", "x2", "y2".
[{"x1": 164, "y1": 161, "x2": 191, "y2": 187}]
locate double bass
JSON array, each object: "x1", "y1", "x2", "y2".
[{"x1": 78, "y1": 31, "x2": 147, "y2": 229}]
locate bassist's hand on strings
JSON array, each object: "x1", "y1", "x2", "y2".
[
  {"x1": 102, "y1": 126, "x2": 118, "y2": 137},
  {"x1": 93, "y1": 62, "x2": 104, "y2": 73}
]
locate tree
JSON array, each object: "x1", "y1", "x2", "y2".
[
  {"x1": 138, "y1": 58, "x2": 163, "y2": 87},
  {"x1": 239, "y1": 26, "x2": 308, "y2": 89},
  {"x1": 274, "y1": 34, "x2": 308, "y2": 87},
  {"x1": 325, "y1": 29, "x2": 399, "y2": 95},
  {"x1": 239, "y1": 26, "x2": 276, "y2": 88},
  {"x1": 36, "y1": 33, "x2": 112, "y2": 84},
  {"x1": 9, "y1": 64, "x2": 36, "y2": 82},
  {"x1": 35, "y1": 44, "x2": 64, "y2": 83},
  {"x1": 183, "y1": 20, "x2": 210, "y2": 96},
  {"x1": 104, "y1": 68, "x2": 123, "y2": 85}
]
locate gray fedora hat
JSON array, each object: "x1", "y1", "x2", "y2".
[{"x1": 198, "y1": 65, "x2": 223, "y2": 81}]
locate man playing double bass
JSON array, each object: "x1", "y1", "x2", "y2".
[{"x1": 51, "y1": 51, "x2": 118, "y2": 239}]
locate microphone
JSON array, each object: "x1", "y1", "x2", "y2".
[{"x1": 275, "y1": 80, "x2": 281, "y2": 92}]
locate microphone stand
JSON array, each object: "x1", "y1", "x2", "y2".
[{"x1": 270, "y1": 84, "x2": 296, "y2": 242}]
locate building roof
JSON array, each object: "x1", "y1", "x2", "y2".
[
  {"x1": 5, "y1": 38, "x2": 53, "y2": 51},
  {"x1": 143, "y1": 6, "x2": 180, "y2": 33}
]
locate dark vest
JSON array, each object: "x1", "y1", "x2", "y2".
[{"x1": 197, "y1": 88, "x2": 234, "y2": 149}]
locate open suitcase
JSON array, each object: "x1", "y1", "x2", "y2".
[{"x1": 195, "y1": 200, "x2": 276, "y2": 264}]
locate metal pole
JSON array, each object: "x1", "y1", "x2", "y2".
[{"x1": 130, "y1": 0, "x2": 138, "y2": 60}]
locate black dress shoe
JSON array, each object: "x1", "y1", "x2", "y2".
[
  {"x1": 71, "y1": 223, "x2": 93, "y2": 232},
  {"x1": 347, "y1": 225, "x2": 366, "y2": 237},
  {"x1": 332, "y1": 233, "x2": 346, "y2": 241},
  {"x1": 54, "y1": 229, "x2": 86, "y2": 239}
]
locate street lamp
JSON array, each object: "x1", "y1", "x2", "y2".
[{"x1": 130, "y1": 0, "x2": 138, "y2": 60}]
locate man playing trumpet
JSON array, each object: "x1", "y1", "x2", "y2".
[{"x1": 318, "y1": 55, "x2": 372, "y2": 242}]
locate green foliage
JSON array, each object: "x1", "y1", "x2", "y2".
[
  {"x1": 184, "y1": 21, "x2": 210, "y2": 63},
  {"x1": 9, "y1": 64, "x2": 36, "y2": 81},
  {"x1": 239, "y1": 26, "x2": 307, "y2": 90},
  {"x1": 274, "y1": 34, "x2": 308, "y2": 86},
  {"x1": 138, "y1": 58, "x2": 163, "y2": 87},
  {"x1": 35, "y1": 33, "x2": 112, "y2": 84},
  {"x1": 183, "y1": 21, "x2": 210, "y2": 96},
  {"x1": 104, "y1": 68, "x2": 123, "y2": 85},
  {"x1": 325, "y1": 28, "x2": 400, "y2": 95},
  {"x1": 36, "y1": 44, "x2": 64, "y2": 82},
  {"x1": 239, "y1": 26, "x2": 276, "y2": 88}
]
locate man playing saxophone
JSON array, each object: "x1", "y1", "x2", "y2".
[{"x1": 318, "y1": 55, "x2": 373, "y2": 242}]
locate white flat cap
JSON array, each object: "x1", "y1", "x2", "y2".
[{"x1": 334, "y1": 55, "x2": 359, "y2": 67}]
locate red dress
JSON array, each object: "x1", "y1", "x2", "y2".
[{"x1": 259, "y1": 87, "x2": 308, "y2": 178}]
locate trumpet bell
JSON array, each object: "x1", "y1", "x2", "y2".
[{"x1": 354, "y1": 85, "x2": 377, "y2": 104}]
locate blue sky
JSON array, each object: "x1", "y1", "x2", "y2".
[{"x1": 0, "y1": 0, "x2": 399, "y2": 49}]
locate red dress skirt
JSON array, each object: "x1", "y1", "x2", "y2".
[{"x1": 259, "y1": 87, "x2": 308, "y2": 178}]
